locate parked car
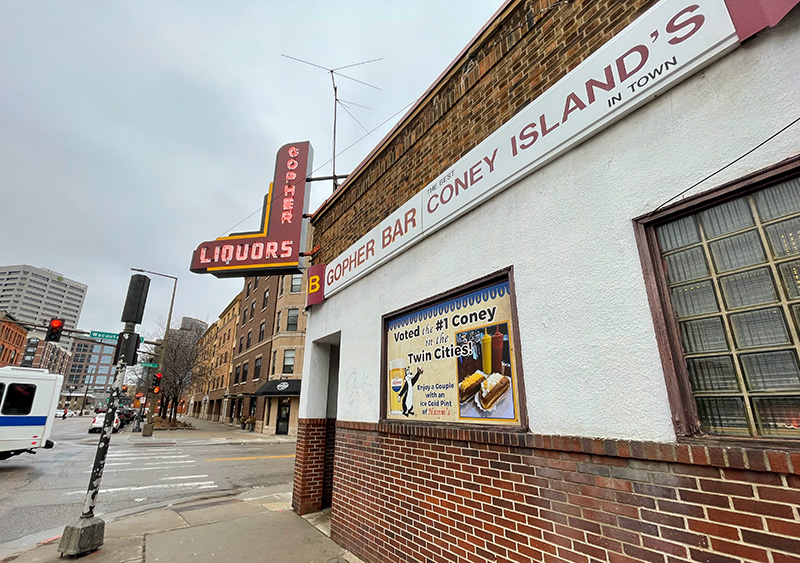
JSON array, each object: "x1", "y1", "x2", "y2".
[
  {"x1": 119, "y1": 407, "x2": 136, "y2": 425},
  {"x1": 54, "y1": 409, "x2": 77, "y2": 418},
  {"x1": 88, "y1": 412, "x2": 121, "y2": 433}
]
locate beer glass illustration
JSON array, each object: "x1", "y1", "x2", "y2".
[{"x1": 389, "y1": 359, "x2": 405, "y2": 415}]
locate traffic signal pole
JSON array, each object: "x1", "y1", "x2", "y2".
[{"x1": 58, "y1": 275, "x2": 149, "y2": 557}]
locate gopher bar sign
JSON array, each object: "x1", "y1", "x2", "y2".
[
  {"x1": 190, "y1": 142, "x2": 313, "y2": 278},
  {"x1": 384, "y1": 277, "x2": 522, "y2": 427}
]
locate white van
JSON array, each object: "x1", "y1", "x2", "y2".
[{"x1": 0, "y1": 366, "x2": 62, "y2": 460}]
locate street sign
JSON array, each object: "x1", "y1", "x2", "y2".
[
  {"x1": 90, "y1": 331, "x2": 117, "y2": 340},
  {"x1": 140, "y1": 362, "x2": 159, "y2": 368},
  {"x1": 90, "y1": 331, "x2": 144, "y2": 343}
]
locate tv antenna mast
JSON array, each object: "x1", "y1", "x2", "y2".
[{"x1": 282, "y1": 54, "x2": 382, "y2": 191}]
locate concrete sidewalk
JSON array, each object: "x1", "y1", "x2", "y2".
[
  {"x1": 121, "y1": 416, "x2": 297, "y2": 447},
  {"x1": 2, "y1": 486, "x2": 361, "y2": 563}
]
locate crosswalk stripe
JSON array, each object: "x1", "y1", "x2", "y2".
[
  {"x1": 65, "y1": 481, "x2": 215, "y2": 495},
  {"x1": 161, "y1": 474, "x2": 208, "y2": 480},
  {"x1": 86, "y1": 463, "x2": 195, "y2": 473}
]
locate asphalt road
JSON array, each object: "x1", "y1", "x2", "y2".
[{"x1": 0, "y1": 416, "x2": 296, "y2": 546}]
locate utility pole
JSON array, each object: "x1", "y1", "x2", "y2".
[
  {"x1": 58, "y1": 274, "x2": 149, "y2": 557},
  {"x1": 131, "y1": 268, "x2": 177, "y2": 437}
]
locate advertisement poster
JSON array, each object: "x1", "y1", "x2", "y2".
[{"x1": 385, "y1": 279, "x2": 521, "y2": 426}]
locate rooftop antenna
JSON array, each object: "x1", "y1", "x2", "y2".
[{"x1": 282, "y1": 54, "x2": 382, "y2": 192}]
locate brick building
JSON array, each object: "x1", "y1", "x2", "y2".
[
  {"x1": 0, "y1": 312, "x2": 27, "y2": 367},
  {"x1": 20, "y1": 337, "x2": 71, "y2": 375},
  {"x1": 225, "y1": 273, "x2": 306, "y2": 434},
  {"x1": 259, "y1": 272, "x2": 307, "y2": 436},
  {"x1": 187, "y1": 293, "x2": 240, "y2": 422},
  {"x1": 294, "y1": 2, "x2": 800, "y2": 563}
]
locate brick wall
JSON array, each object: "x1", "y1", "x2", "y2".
[
  {"x1": 311, "y1": 0, "x2": 654, "y2": 263},
  {"x1": 293, "y1": 418, "x2": 329, "y2": 514},
  {"x1": 330, "y1": 421, "x2": 800, "y2": 563},
  {"x1": 322, "y1": 418, "x2": 336, "y2": 507}
]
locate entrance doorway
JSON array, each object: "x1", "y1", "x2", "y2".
[{"x1": 276, "y1": 398, "x2": 291, "y2": 435}]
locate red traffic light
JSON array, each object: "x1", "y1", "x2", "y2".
[
  {"x1": 151, "y1": 372, "x2": 163, "y2": 391},
  {"x1": 46, "y1": 318, "x2": 65, "y2": 342}
]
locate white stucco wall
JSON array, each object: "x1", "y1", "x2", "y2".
[{"x1": 300, "y1": 10, "x2": 800, "y2": 443}]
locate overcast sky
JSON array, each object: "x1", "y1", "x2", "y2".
[{"x1": 0, "y1": 1, "x2": 501, "y2": 340}]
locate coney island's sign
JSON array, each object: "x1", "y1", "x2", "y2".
[
  {"x1": 306, "y1": 0, "x2": 799, "y2": 305},
  {"x1": 191, "y1": 142, "x2": 313, "y2": 278}
]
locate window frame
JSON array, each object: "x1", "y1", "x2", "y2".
[
  {"x1": 634, "y1": 154, "x2": 800, "y2": 444},
  {"x1": 286, "y1": 308, "x2": 299, "y2": 332},
  {"x1": 282, "y1": 349, "x2": 295, "y2": 374},
  {"x1": 290, "y1": 273, "x2": 302, "y2": 293}
]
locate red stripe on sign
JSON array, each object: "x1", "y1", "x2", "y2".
[{"x1": 724, "y1": 0, "x2": 800, "y2": 41}]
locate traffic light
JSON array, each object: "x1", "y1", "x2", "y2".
[
  {"x1": 122, "y1": 385, "x2": 128, "y2": 393},
  {"x1": 45, "y1": 318, "x2": 65, "y2": 342},
  {"x1": 152, "y1": 372, "x2": 162, "y2": 394}
]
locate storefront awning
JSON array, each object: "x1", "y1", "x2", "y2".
[{"x1": 254, "y1": 379, "x2": 301, "y2": 397}]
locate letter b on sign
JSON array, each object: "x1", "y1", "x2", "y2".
[{"x1": 306, "y1": 264, "x2": 326, "y2": 307}]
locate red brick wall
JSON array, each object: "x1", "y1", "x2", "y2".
[
  {"x1": 322, "y1": 418, "x2": 336, "y2": 508},
  {"x1": 330, "y1": 421, "x2": 800, "y2": 563},
  {"x1": 293, "y1": 418, "x2": 329, "y2": 515}
]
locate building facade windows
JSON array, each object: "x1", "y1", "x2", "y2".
[
  {"x1": 638, "y1": 160, "x2": 800, "y2": 440},
  {"x1": 234, "y1": 366, "x2": 240, "y2": 384},
  {"x1": 287, "y1": 308, "x2": 299, "y2": 332},
  {"x1": 259, "y1": 322, "x2": 265, "y2": 342},
  {"x1": 290, "y1": 274, "x2": 302, "y2": 293},
  {"x1": 242, "y1": 362, "x2": 248, "y2": 383},
  {"x1": 282, "y1": 349, "x2": 295, "y2": 374},
  {"x1": 246, "y1": 331, "x2": 252, "y2": 349},
  {"x1": 254, "y1": 357, "x2": 261, "y2": 380},
  {"x1": 262, "y1": 290, "x2": 269, "y2": 310}
]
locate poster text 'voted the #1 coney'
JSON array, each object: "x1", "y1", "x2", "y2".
[{"x1": 386, "y1": 280, "x2": 521, "y2": 426}]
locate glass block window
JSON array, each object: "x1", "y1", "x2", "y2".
[{"x1": 657, "y1": 176, "x2": 800, "y2": 439}]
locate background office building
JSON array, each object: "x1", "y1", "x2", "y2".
[
  {"x1": 0, "y1": 265, "x2": 87, "y2": 339},
  {"x1": 66, "y1": 335, "x2": 119, "y2": 407}
]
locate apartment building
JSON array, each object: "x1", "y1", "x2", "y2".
[
  {"x1": 0, "y1": 311, "x2": 27, "y2": 367},
  {"x1": 20, "y1": 337, "x2": 71, "y2": 375}
]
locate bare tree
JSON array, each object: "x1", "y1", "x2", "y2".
[{"x1": 146, "y1": 318, "x2": 211, "y2": 422}]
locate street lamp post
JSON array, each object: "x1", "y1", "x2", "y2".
[{"x1": 131, "y1": 268, "x2": 177, "y2": 437}]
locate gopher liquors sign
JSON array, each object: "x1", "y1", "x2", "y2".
[
  {"x1": 191, "y1": 142, "x2": 313, "y2": 278},
  {"x1": 308, "y1": 0, "x2": 796, "y2": 305}
]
